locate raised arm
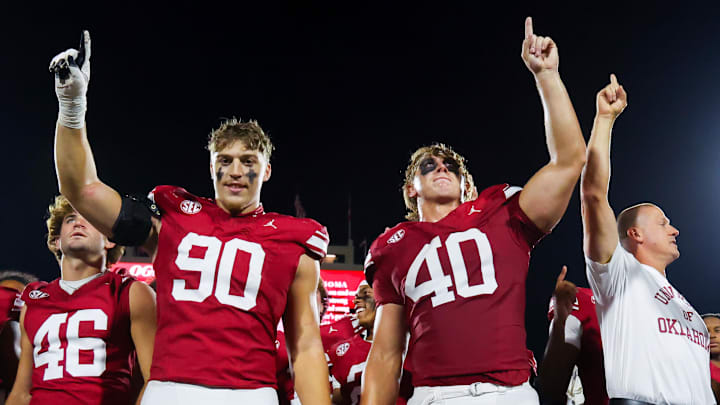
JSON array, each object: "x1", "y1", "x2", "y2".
[
  {"x1": 6, "y1": 308, "x2": 33, "y2": 405},
  {"x1": 518, "y1": 17, "x2": 587, "y2": 233},
  {"x1": 51, "y1": 31, "x2": 157, "y2": 252},
  {"x1": 581, "y1": 74, "x2": 627, "y2": 263},
  {"x1": 283, "y1": 254, "x2": 331, "y2": 405},
  {"x1": 129, "y1": 281, "x2": 157, "y2": 404},
  {"x1": 360, "y1": 303, "x2": 407, "y2": 405},
  {"x1": 540, "y1": 266, "x2": 579, "y2": 401}
]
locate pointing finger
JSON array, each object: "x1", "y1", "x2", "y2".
[
  {"x1": 610, "y1": 73, "x2": 618, "y2": 86},
  {"x1": 525, "y1": 17, "x2": 533, "y2": 39},
  {"x1": 557, "y1": 265, "x2": 568, "y2": 283}
]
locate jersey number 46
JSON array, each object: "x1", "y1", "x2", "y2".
[
  {"x1": 406, "y1": 228, "x2": 497, "y2": 307},
  {"x1": 34, "y1": 309, "x2": 107, "y2": 381}
]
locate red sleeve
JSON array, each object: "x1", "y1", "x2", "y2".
[
  {"x1": 297, "y1": 219, "x2": 329, "y2": 260},
  {"x1": 505, "y1": 190, "x2": 546, "y2": 249},
  {"x1": 0, "y1": 287, "x2": 21, "y2": 325},
  {"x1": 368, "y1": 242, "x2": 404, "y2": 307}
]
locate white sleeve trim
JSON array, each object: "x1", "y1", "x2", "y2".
[
  {"x1": 548, "y1": 314, "x2": 583, "y2": 349},
  {"x1": 504, "y1": 185, "x2": 522, "y2": 199},
  {"x1": 585, "y1": 242, "x2": 630, "y2": 302},
  {"x1": 306, "y1": 235, "x2": 328, "y2": 257}
]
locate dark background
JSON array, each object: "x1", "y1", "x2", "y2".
[{"x1": 3, "y1": 2, "x2": 720, "y2": 360}]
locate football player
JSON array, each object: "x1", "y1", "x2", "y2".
[
  {"x1": 541, "y1": 266, "x2": 607, "y2": 404},
  {"x1": 0, "y1": 271, "x2": 38, "y2": 402},
  {"x1": 327, "y1": 282, "x2": 376, "y2": 405},
  {"x1": 6, "y1": 196, "x2": 157, "y2": 405},
  {"x1": 362, "y1": 17, "x2": 586, "y2": 405},
  {"x1": 702, "y1": 313, "x2": 720, "y2": 403},
  {"x1": 50, "y1": 32, "x2": 331, "y2": 405}
]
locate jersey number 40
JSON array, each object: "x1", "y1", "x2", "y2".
[
  {"x1": 34, "y1": 309, "x2": 107, "y2": 381},
  {"x1": 173, "y1": 232, "x2": 264, "y2": 311},
  {"x1": 406, "y1": 228, "x2": 497, "y2": 307}
]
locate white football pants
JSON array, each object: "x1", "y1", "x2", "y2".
[
  {"x1": 141, "y1": 381, "x2": 279, "y2": 405},
  {"x1": 408, "y1": 381, "x2": 539, "y2": 405}
]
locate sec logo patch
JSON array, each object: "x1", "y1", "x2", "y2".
[
  {"x1": 388, "y1": 229, "x2": 405, "y2": 244},
  {"x1": 336, "y1": 342, "x2": 350, "y2": 357},
  {"x1": 180, "y1": 200, "x2": 202, "y2": 215}
]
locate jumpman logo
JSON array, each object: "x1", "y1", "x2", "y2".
[
  {"x1": 264, "y1": 220, "x2": 278, "y2": 229},
  {"x1": 329, "y1": 326, "x2": 338, "y2": 333},
  {"x1": 468, "y1": 206, "x2": 482, "y2": 215}
]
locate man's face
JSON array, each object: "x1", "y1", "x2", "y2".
[
  {"x1": 634, "y1": 205, "x2": 680, "y2": 263},
  {"x1": 316, "y1": 290, "x2": 328, "y2": 321},
  {"x1": 408, "y1": 155, "x2": 464, "y2": 204},
  {"x1": 705, "y1": 317, "x2": 720, "y2": 356},
  {"x1": 211, "y1": 141, "x2": 271, "y2": 215},
  {"x1": 353, "y1": 285, "x2": 376, "y2": 329},
  {"x1": 56, "y1": 211, "x2": 113, "y2": 259}
]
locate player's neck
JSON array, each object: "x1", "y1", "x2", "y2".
[
  {"x1": 633, "y1": 250, "x2": 668, "y2": 278},
  {"x1": 417, "y1": 199, "x2": 461, "y2": 223},
  {"x1": 59, "y1": 254, "x2": 106, "y2": 281},
  {"x1": 216, "y1": 198, "x2": 262, "y2": 216}
]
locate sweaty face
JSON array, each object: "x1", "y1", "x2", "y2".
[
  {"x1": 410, "y1": 155, "x2": 464, "y2": 204},
  {"x1": 56, "y1": 212, "x2": 113, "y2": 260},
  {"x1": 634, "y1": 206, "x2": 680, "y2": 263},
  {"x1": 705, "y1": 317, "x2": 720, "y2": 356},
  {"x1": 211, "y1": 141, "x2": 270, "y2": 215},
  {"x1": 353, "y1": 285, "x2": 377, "y2": 329}
]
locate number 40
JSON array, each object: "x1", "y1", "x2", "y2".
[{"x1": 405, "y1": 228, "x2": 497, "y2": 307}]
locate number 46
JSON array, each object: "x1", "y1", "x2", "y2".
[{"x1": 405, "y1": 228, "x2": 497, "y2": 307}]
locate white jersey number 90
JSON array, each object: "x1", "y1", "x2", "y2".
[
  {"x1": 405, "y1": 228, "x2": 497, "y2": 307},
  {"x1": 173, "y1": 232, "x2": 265, "y2": 311}
]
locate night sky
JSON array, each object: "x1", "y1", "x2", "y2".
[{"x1": 4, "y1": 2, "x2": 720, "y2": 358}]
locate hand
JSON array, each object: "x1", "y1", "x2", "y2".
[
  {"x1": 50, "y1": 30, "x2": 91, "y2": 100},
  {"x1": 521, "y1": 17, "x2": 559, "y2": 76},
  {"x1": 596, "y1": 73, "x2": 627, "y2": 119},
  {"x1": 552, "y1": 266, "x2": 577, "y2": 323},
  {"x1": 49, "y1": 31, "x2": 91, "y2": 128}
]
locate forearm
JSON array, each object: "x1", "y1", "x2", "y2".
[
  {"x1": 360, "y1": 350, "x2": 402, "y2": 405},
  {"x1": 54, "y1": 123, "x2": 122, "y2": 236},
  {"x1": 291, "y1": 343, "x2": 331, "y2": 404},
  {"x1": 581, "y1": 116, "x2": 614, "y2": 199},
  {"x1": 540, "y1": 319, "x2": 575, "y2": 400},
  {"x1": 535, "y1": 71, "x2": 585, "y2": 168},
  {"x1": 55, "y1": 124, "x2": 100, "y2": 197}
]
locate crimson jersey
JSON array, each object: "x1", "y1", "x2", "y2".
[
  {"x1": 547, "y1": 287, "x2": 607, "y2": 405},
  {"x1": 149, "y1": 186, "x2": 329, "y2": 389},
  {"x1": 21, "y1": 272, "x2": 136, "y2": 405},
  {"x1": 275, "y1": 330, "x2": 294, "y2": 405},
  {"x1": 365, "y1": 185, "x2": 545, "y2": 387},
  {"x1": 711, "y1": 362, "x2": 720, "y2": 384},
  {"x1": 321, "y1": 316, "x2": 362, "y2": 355},
  {"x1": 0, "y1": 286, "x2": 20, "y2": 331},
  {"x1": 328, "y1": 334, "x2": 371, "y2": 405}
]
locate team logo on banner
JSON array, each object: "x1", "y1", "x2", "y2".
[{"x1": 180, "y1": 200, "x2": 202, "y2": 215}]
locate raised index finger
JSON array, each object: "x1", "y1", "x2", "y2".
[
  {"x1": 556, "y1": 265, "x2": 567, "y2": 283},
  {"x1": 610, "y1": 73, "x2": 618, "y2": 86},
  {"x1": 525, "y1": 17, "x2": 533, "y2": 39}
]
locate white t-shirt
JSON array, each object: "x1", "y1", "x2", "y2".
[{"x1": 586, "y1": 244, "x2": 715, "y2": 404}]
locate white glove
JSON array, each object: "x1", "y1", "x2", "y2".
[{"x1": 49, "y1": 31, "x2": 91, "y2": 129}]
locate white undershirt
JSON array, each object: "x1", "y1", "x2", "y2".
[
  {"x1": 548, "y1": 314, "x2": 582, "y2": 349},
  {"x1": 59, "y1": 272, "x2": 103, "y2": 295},
  {"x1": 586, "y1": 243, "x2": 714, "y2": 404}
]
